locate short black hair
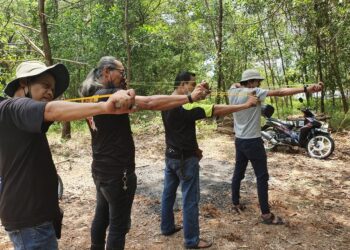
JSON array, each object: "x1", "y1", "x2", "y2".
[
  {"x1": 240, "y1": 79, "x2": 260, "y2": 86},
  {"x1": 240, "y1": 80, "x2": 248, "y2": 86},
  {"x1": 174, "y1": 71, "x2": 196, "y2": 88}
]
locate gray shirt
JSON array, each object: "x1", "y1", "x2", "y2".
[{"x1": 228, "y1": 86, "x2": 268, "y2": 139}]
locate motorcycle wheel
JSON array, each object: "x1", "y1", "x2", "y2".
[
  {"x1": 58, "y1": 174, "x2": 64, "y2": 200},
  {"x1": 262, "y1": 128, "x2": 277, "y2": 151},
  {"x1": 306, "y1": 134, "x2": 334, "y2": 159}
]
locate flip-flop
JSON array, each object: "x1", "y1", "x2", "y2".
[
  {"x1": 162, "y1": 225, "x2": 183, "y2": 236},
  {"x1": 185, "y1": 238, "x2": 213, "y2": 249},
  {"x1": 261, "y1": 213, "x2": 284, "y2": 225}
]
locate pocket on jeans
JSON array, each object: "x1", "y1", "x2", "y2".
[{"x1": 32, "y1": 222, "x2": 55, "y2": 239}]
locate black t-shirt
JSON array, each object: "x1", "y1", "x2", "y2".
[
  {"x1": 87, "y1": 88, "x2": 135, "y2": 179},
  {"x1": 161, "y1": 103, "x2": 213, "y2": 154},
  {"x1": 0, "y1": 97, "x2": 58, "y2": 230}
]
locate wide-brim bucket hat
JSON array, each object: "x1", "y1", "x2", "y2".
[
  {"x1": 240, "y1": 69, "x2": 265, "y2": 83},
  {"x1": 4, "y1": 61, "x2": 69, "y2": 99}
]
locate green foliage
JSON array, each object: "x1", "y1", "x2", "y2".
[
  {"x1": 0, "y1": 0, "x2": 39, "y2": 94},
  {"x1": 0, "y1": 0, "x2": 349, "y2": 130},
  {"x1": 329, "y1": 111, "x2": 350, "y2": 131},
  {"x1": 130, "y1": 110, "x2": 163, "y2": 134},
  {"x1": 48, "y1": 120, "x2": 89, "y2": 135}
]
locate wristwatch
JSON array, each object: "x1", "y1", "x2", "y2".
[{"x1": 187, "y1": 94, "x2": 193, "y2": 103}]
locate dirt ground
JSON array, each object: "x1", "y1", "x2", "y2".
[{"x1": 0, "y1": 125, "x2": 349, "y2": 250}]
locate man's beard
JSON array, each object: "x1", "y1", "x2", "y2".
[{"x1": 106, "y1": 79, "x2": 127, "y2": 90}]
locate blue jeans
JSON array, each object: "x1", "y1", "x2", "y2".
[
  {"x1": 91, "y1": 172, "x2": 137, "y2": 250},
  {"x1": 7, "y1": 222, "x2": 58, "y2": 250},
  {"x1": 161, "y1": 156, "x2": 200, "y2": 247},
  {"x1": 231, "y1": 137, "x2": 270, "y2": 214}
]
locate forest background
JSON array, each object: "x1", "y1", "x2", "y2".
[
  {"x1": 0, "y1": 0, "x2": 349, "y2": 135},
  {"x1": 1, "y1": 2, "x2": 350, "y2": 249}
]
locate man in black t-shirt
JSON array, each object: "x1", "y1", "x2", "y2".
[
  {"x1": 80, "y1": 56, "x2": 209, "y2": 250},
  {"x1": 160, "y1": 71, "x2": 257, "y2": 249},
  {"x1": 0, "y1": 61, "x2": 136, "y2": 250}
]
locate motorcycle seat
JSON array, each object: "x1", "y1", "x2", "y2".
[{"x1": 270, "y1": 118, "x2": 295, "y2": 129}]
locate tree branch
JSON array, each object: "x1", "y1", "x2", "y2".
[
  {"x1": 18, "y1": 31, "x2": 45, "y2": 57},
  {"x1": 13, "y1": 22, "x2": 40, "y2": 33}
]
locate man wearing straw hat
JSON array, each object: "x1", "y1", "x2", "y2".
[
  {"x1": 0, "y1": 61, "x2": 136, "y2": 249},
  {"x1": 228, "y1": 69, "x2": 323, "y2": 225}
]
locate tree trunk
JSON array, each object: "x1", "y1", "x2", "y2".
[
  {"x1": 38, "y1": 0, "x2": 52, "y2": 65},
  {"x1": 314, "y1": 1, "x2": 325, "y2": 113},
  {"x1": 38, "y1": 0, "x2": 71, "y2": 139},
  {"x1": 204, "y1": 0, "x2": 224, "y2": 104},
  {"x1": 124, "y1": 0, "x2": 132, "y2": 85},
  {"x1": 315, "y1": 34, "x2": 324, "y2": 113},
  {"x1": 215, "y1": 0, "x2": 226, "y2": 104},
  {"x1": 258, "y1": 14, "x2": 280, "y2": 117},
  {"x1": 204, "y1": 0, "x2": 218, "y2": 50},
  {"x1": 331, "y1": 42, "x2": 349, "y2": 113},
  {"x1": 272, "y1": 20, "x2": 293, "y2": 108}
]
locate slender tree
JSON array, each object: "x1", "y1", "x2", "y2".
[
  {"x1": 124, "y1": 0, "x2": 132, "y2": 84},
  {"x1": 39, "y1": 0, "x2": 71, "y2": 139}
]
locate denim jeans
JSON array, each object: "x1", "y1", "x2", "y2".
[
  {"x1": 7, "y1": 222, "x2": 58, "y2": 250},
  {"x1": 161, "y1": 156, "x2": 200, "y2": 247},
  {"x1": 91, "y1": 172, "x2": 137, "y2": 250},
  {"x1": 231, "y1": 137, "x2": 270, "y2": 214}
]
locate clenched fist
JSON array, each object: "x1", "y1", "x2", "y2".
[{"x1": 105, "y1": 89, "x2": 136, "y2": 114}]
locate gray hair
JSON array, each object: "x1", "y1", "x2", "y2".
[{"x1": 80, "y1": 56, "x2": 117, "y2": 97}]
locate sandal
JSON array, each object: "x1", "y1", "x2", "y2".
[
  {"x1": 261, "y1": 213, "x2": 284, "y2": 225},
  {"x1": 162, "y1": 225, "x2": 183, "y2": 236},
  {"x1": 232, "y1": 204, "x2": 246, "y2": 214},
  {"x1": 185, "y1": 238, "x2": 212, "y2": 249}
]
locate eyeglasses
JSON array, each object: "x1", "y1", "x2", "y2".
[{"x1": 110, "y1": 67, "x2": 126, "y2": 78}]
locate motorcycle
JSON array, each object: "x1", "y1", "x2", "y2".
[{"x1": 261, "y1": 98, "x2": 335, "y2": 159}]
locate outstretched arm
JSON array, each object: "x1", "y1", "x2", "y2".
[
  {"x1": 135, "y1": 83, "x2": 209, "y2": 111},
  {"x1": 267, "y1": 82, "x2": 323, "y2": 97},
  {"x1": 44, "y1": 89, "x2": 136, "y2": 121},
  {"x1": 213, "y1": 93, "x2": 258, "y2": 117}
]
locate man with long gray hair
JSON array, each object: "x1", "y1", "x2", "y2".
[{"x1": 80, "y1": 56, "x2": 208, "y2": 250}]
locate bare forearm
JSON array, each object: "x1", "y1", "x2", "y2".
[
  {"x1": 267, "y1": 87, "x2": 304, "y2": 97},
  {"x1": 44, "y1": 101, "x2": 106, "y2": 122},
  {"x1": 213, "y1": 103, "x2": 250, "y2": 117},
  {"x1": 136, "y1": 95, "x2": 188, "y2": 111}
]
